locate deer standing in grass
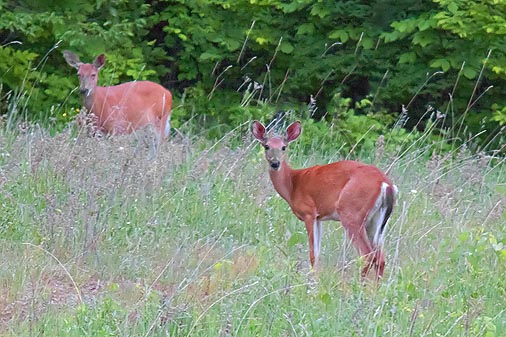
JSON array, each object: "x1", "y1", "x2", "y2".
[
  {"x1": 63, "y1": 51, "x2": 172, "y2": 140},
  {"x1": 251, "y1": 120, "x2": 398, "y2": 278}
]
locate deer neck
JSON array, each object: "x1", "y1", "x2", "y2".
[
  {"x1": 82, "y1": 89, "x2": 96, "y2": 112},
  {"x1": 269, "y1": 160, "x2": 295, "y2": 203},
  {"x1": 83, "y1": 88, "x2": 108, "y2": 119}
]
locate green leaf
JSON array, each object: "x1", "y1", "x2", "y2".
[
  {"x1": 280, "y1": 41, "x2": 294, "y2": 54},
  {"x1": 391, "y1": 18, "x2": 419, "y2": 34},
  {"x1": 199, "y1": 52, "x2": 220, "y2": 61},
  {"x1": 398, "y1": 52, "x2": 417, "y2": 64},
  {"x1": 310, "y1": 4, "x2": 330, "y2": 18},
  {"x1": 329, "y1": 29, "x2": 349, "y2": 43},
  {"x1": 498, "y1": 249, "x2": 506, "y2": 262},
  {"x1": 462, "y1": 66, "x2": 477, "y2": 79},
  {"x1": 417, "y1": 17, "x2": 434, "y2": 31},
  {"x1": 381, "y1": 31, "x2": 402, "y2": 43},
  {"x1": 406, "y1": 281, "x2": 417, "y2": 299},
  {"x1": 225, "y1": 39, "x2": 241, "y2": 51},
  {"x1": 296, "y1": 23, "x2": 315, "y2": 36},
  {"x1": 255, "y1": 37, "x2": 269, "y2": 45},
  {"x1": 459, "y1": 231, "x2": 470, "y2": 243},
  {"x1": 492, "y1": 65, "x2": 506, "y2": 75},
  {"x1": 287, "y1": 232, "x2": 306, "y2": 248},
  {"x1": 361, "y1": 37, "x2": 374, "y2": 49},
  {"x1": 412, "y1": 31, "x2": 436, "y2": 47},
  {"x1": 430, "y1": 58, "x2": 451, "y2": 72},
  {"x1": 448, "y1": 2, "x2": 459, "y2": 14},
  {"x1": 319, "y1": 292, "x2": 332, "y2": 305}
]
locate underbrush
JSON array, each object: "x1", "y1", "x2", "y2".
[{"x1": 0, "y1": 122, "x2": 504, "y2": 336}]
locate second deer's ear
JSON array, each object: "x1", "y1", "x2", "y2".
[
  {"x1": 63, "y1": 50, "x2": 82, "y2": 70},
  {"x1": 286, "y1": 121, "x2": 302, "y2": 143},
  {"x1": 251, "y1": 120, "x2": 266, "y2": 142},
  {"x1": 94, "y1": 54, "x2": 106, "y2": 69}
]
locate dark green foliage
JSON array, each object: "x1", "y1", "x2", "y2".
[{"x1": 0, "y1": 0, "x2": 505, "y2": 150}]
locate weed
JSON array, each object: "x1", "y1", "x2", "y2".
[{"x1": 0, "y1": 118, "x2": 504, "y2": 336}]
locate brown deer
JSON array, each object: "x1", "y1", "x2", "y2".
[
  {"x1": 64, "y1": 51, "x2": 172, "y2": 140},
  {"x1": 252, "y1": 120, "x2": 398, "y2": 278}
]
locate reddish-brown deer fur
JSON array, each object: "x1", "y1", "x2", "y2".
[
  {"x1": 63, "y1": 51, "x2": 172, "y2": 140},
  {"x1": 251, "y1": 120, "x2": 398, "y2": 278}
]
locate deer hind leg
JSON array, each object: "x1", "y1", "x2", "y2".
[
  {"x1": 164, "y1": 114, "x2": 171, "y2": 139},
  {"x1": 340, "y1": 216, "x2": 375, "y2": 278},
  {"x1": 159, "y1": 92, "x2": 172, "y2": 141},
  {"x1": 365, "y1": 209, "x2": 387, "y2": 278},
  {"x1": 158, "y1": 113, "x2": 170, "y2": 141}
]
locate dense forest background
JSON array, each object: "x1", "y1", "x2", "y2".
[{"x1": 1, "y1": 0, "x2": 505, "y2": 150}]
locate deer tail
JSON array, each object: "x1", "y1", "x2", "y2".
[{"x1": 371, "y1": 182, "x2": 398, "y2": 250}]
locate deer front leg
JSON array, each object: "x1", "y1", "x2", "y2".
[
  {"x1": 304, "y1": 216, "x2": 315, "y2": 268},
  {"x1": 303, "y1": 216, "x2": 320, "y2": 269},
  {"x1": 314, "y1": 219, "x2": 323, "y2": 267}
]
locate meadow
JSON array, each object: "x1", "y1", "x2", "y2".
[{"x1": 0, "y1": 119, "x2": 505, "y2": 336}]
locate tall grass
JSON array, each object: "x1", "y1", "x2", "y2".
[{"x1": 0, "y1": 115, "x2": 504, "y2": 336}]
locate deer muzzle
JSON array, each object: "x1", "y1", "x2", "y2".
[{"x1": 269, "y1": 160, "x2": 281, "y2": 170}]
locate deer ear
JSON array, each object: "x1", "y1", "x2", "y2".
[
  {"x1": 63, "y1": 50, "x2": 82, "y2": 69},
  {"x1": 251, "y1": 120, "x2": 266, "y2": 142},
  {"x1": 286, "y1": 121, "x2": 302, "y2": 142},
  {"x1": 94, "y1": 54, "x2": 106, "y2": 69}
]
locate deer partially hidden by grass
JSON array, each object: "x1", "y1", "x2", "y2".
[
  {"x1": 251, "y1": 120, "x2": 398, "y2": 279},
  {"x1": 63, "y1": 51, "x2": 172, "y2": 141}
]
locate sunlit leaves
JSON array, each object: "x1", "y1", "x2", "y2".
[
  {"x1": 491, "y1": 103, "x2": 506, "y2": 125},
  {"x1": 255, "y1": 37, "x2": 269, "y2": 45}
]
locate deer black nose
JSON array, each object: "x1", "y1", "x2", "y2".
[{"x1": 270, "y1": 161, "x2": 280, "y2": 170}]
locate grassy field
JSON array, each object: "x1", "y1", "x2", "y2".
[{"x1": 0, "y1": 122, "x2": 505, "y2": 336}]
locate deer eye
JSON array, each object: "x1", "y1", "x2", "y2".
[
  {"x1": 281, "y1": 146, "x2": 286, "y2": 151},
  {"x1": 263, "y1": 145, "x2": 270, "y2": 150}
]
